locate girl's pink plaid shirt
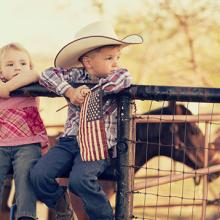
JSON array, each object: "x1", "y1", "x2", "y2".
[{"x1": 0, "y1": 97, "x2": 48, "y2": 153}]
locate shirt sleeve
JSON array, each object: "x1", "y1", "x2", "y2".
[
  {"x1": 39, "y1": 67, "x2": 80, "y2": 96},
  {"x1": 99, "y1": 68, "x2": 132, "y2": 95}
]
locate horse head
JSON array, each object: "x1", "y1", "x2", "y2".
[
  {"x1": 172, "y1": 104, "x2": 220, "y2": 182},
  {"x1": 135, "y1": 103, "x2": 220, "y2": 184}
]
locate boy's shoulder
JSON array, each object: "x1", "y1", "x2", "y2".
[
  {"x1": 43, "y1": 67, "x2": 88, "y2": 78},
  {"x1": 45, "y1": 66, "x2": 84, "y2": 73}
]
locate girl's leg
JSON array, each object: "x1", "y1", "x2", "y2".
[
  {"x1": 0, "y1": 147, "x2": 11, "y2": 208},
  {"x1": 13, "y1": 143, "x2": 41, "y2": 220},
  {"x1": 68, "y1": 154, "x2": 113, "y2": 220}
]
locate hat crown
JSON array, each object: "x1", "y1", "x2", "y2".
[{"x1": 75, "y1": 21, "x2": 118, "y2": 40}]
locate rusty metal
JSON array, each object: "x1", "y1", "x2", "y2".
[
  {"x1": 134, "y1": 114, "x2": 220, "y2": 123},
  {"x1": 134, "y1": 164, "x2": 220, "y2": 190},
  {"x1": 201, "y1": 122, "x2": 210, "y2": 220},
  {"x1": 115, "y1": 95, "x2": 133, "y2": 220}
]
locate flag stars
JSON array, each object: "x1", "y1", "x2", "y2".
[{"x1": 86, "y1": 90, "x2": 102, "y2": 122}]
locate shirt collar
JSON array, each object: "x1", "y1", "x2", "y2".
[{"x1": 82, "y1": 68, "x2": 100, "y2": 82}]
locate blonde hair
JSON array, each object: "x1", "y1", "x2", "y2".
[{"x1": 0, "y1": 43, "x2": 33, "y2": 72}]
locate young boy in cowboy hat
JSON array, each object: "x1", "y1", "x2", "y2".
[{"x1": 30, "y1": 21, "x2": 143, "y2": 220}]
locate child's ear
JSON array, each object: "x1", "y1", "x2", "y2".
[{"x1": 82, "y1": 56, "x2": 92, "y2": 69}]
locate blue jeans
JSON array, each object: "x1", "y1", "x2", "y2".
[
  {"x1": 30, "y1": 136, "x2": 113, "y2": 220},
  {"x1": 0, "y1": 143, "x2": 41, "y2": 220}
]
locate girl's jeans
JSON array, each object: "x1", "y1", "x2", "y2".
[
  {"x1": 30, "y1": 136, "x2": 113, "y2": 220},
  {"x1": 0, "y1": 143, "x2": 41, "y2": 220}
]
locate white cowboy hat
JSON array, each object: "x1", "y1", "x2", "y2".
[{"x1": 54, "y1": 21, "x2": 143, "y2": 68}]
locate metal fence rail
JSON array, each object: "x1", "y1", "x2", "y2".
[{"x1": 12, "y1": 83, "x2": 220, "y2": 103}]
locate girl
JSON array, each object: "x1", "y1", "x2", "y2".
[{"x1": 0, "y1": 43, "x2": 48, "y2": 220}]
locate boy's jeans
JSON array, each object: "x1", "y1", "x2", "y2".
[
  {"x1": 0, "y1": 144, "x2": 41, "y2": 220},
  {"x1": 30, "y1": 136, "x2": 113, "y2": 220}
]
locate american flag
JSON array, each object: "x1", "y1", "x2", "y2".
[{"x1": 78, "y1": 89, "x2": 108, "y2": 161}]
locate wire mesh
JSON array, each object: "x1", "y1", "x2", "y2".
[{"x1": 128, "y1": 101, "x2": 220, "y2": 220}]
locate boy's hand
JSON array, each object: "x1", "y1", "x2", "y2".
[
  {"x1": 0, "y1": 81, "x2": 10, "y2": 98},
  {"x1": 80, "y1": 87, "x2": 90, "y2": 97},
  {"x1": 65, "y1": 85, "x2": 90, "y2": 105}
]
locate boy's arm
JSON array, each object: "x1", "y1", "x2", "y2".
[
  {"x1": 99, "y1": 68, "x2": 132, "y2": 94},
  {"x1": 39, "y1": 67, "x2": 79, "y2": 96},
  {"x1": 39, "y1": 67, "x2": 90, "y2": 105},
  {"x1": 0, "y1": 70, "x2": 39, "y2": 98}
]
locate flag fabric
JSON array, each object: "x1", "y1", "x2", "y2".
[{"x1": 78, "y1": 89, "x2": 108, "y2": 161}]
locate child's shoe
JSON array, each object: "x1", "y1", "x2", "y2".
[{"x1": 54, "y1": 191, "x2": 74, "y2": 220}]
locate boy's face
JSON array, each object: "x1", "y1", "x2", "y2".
[
  {"x1": 85, "y1": 46, "x2": 121, "y2": 78},
  {"x1": 0, "y1": 48, "x2": 31, "y2": 81}
]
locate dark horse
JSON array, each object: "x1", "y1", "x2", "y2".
[
  {"x1": 136, "y1": 103, "x2": 207, "y2": 174},
  {"x1": 136, "y1": 103, "x2": 220, "y2": 177},
  {"x1": 1, "y1": 103, "x2": 220, "y2": 220}
]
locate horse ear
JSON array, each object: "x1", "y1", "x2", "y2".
[
  {"x1": 168, "y1": 101, "x2": 176, "y2": 113},
  {"x1": 175, "y1": 104, "x2": 193, "y2": 115},
  {"x1": 175, "y1": 104, "x2": 183, "y2": 115},
  {"x1": 168, "y1": 101, "x2": 187, "y2": 115}
]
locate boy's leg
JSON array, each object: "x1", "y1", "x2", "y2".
[
  {"x1": 30, "y1": 137, "x2": 79, "y2": 219},
  {"x1": 13, "y1": 143, "x2": 41, "y2": 220},
  {"x1": 54, "y1": 189, "x2": 73, "y2": 220},
  {"x1": 68, "y1": 154, "x2": 113, "y2": 220}
]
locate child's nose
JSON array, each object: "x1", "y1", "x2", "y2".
[
  {"x1": 113, "y1": 60, "x2": 118, "y2": 67},
  {"x1": 14, "y1": 64, "x2": 21, "y2": 70}
]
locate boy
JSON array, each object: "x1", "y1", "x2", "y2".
[{"x1": 30, "y1": 21, "x2": 143, "y2": 220}]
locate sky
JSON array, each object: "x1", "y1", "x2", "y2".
[
  {"x1": 0, "y1": 0, "x2": 143, "y2": 56},
  {"x1": 0, "y1": 0, "x2": 99, "y2": 55}
]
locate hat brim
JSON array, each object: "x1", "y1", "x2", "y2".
[{"x1": 54, "y1": 35, "x2": 143, "y2": 68}]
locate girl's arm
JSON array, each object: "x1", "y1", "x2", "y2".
[
  {"x1": 6, "y1": 70, "x2": 39, "y2": 91},
  {"x1": 0, "y1": 70, "x2": 39, "y2": 98}
]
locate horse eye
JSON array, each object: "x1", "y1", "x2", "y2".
[{"x1": 189, "y1": 124, "x2": 200, "y2": 135}]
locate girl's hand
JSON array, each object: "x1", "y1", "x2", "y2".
[{"x1": 0, "y1": 81, "x2": 10, "y2": 98}]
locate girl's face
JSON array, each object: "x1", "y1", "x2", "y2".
[
  {"x1": 0, "y1": 48, "x2": 31, "y2": 81},
  {"x1": 86, "y1": 46, "x2": 121, "y2": 78}
]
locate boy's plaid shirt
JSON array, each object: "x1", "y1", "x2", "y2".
[{"x1": 39, "y1": 67, "x2": 131, "y2": 157}]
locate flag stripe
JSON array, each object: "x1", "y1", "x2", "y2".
[
  {"x1": 88, "y1": 121, "x2": 95, "y2": 161},
  {"x1": 79, "y1": 92, "x2": 89, "y2": 160},
  {"x1": 91, "y1": 121, "x2": 99, "y2": 160},
  {"x1": 79, "y1": 95, "x2": 85, "y2": 159},
  {"x1": 83, "y1": 94, "x2": 90, "y2": 160},
  {"x1": 96, "y1": 120, "x2": 104, "y2": 159}
]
